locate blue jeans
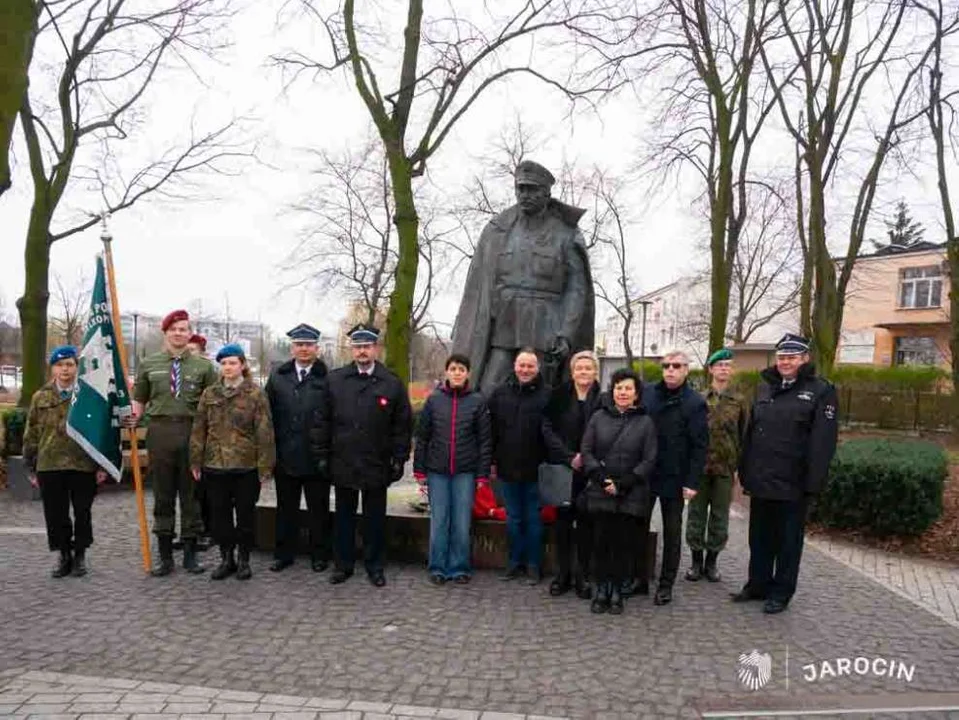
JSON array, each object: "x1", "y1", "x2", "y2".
[
  {"x1": 427, "y1": 473, "x2": 476, "y2": 578},
  {"x1": 500, "y1": 480, "x2": 542, "y2": 570}
]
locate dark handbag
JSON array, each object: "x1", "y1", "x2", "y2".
[
  {"x1": 578, "y1": 419, "x2": 633, "y2": 514},
  {"x1": 538, "y1": 462, "x2": 574, "y2": 506}
]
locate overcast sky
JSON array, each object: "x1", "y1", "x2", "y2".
[{"x1": 0, "y1": 0, "x2": 954, "y2": 340}]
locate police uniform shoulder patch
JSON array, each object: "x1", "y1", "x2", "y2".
[{"x1": 824, "y1": 404, "x2": 836, "y2": 420}]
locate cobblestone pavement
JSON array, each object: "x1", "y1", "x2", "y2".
[{"x1": 2, "y1": 491, "x2": 959, "y2": 719}]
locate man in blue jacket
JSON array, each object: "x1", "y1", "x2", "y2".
[{"x1": 638, "y1": 350, "x2": 709, "y2": 606}]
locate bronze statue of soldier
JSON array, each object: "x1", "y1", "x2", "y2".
[{"x1": 452, "y1": 160, "x2": 595, "y2": 391}]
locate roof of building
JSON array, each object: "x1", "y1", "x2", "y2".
[{"x1": 855, "y1": 241, "x2": 947, "y2": 260}]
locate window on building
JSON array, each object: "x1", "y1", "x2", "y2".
[
  {"x1": 894, "y1": 336, "x2": 941, "y2": 366},
  {"x1": 898, "y1": 266, "x2": 942, "y2": 309}
]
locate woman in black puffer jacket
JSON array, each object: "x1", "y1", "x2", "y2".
[
  {"x1": 413, "y1": 354, "x2": 492, "y2": 585},
  {"x1": 581, "y1": 368, "x2": 657, "y2": 615},
  {"x1": 544, "y1": 351, "x2": 602, "y2": 599}
]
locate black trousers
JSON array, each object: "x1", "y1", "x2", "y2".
[
  {"x1": 38, "y1": 470, "x2": 97, "y2": 552},
  {"x1": 554, "y1": 505, "x2": 593, "y2": 579},
  {"x1": 746, "y1": 496, "x2": 808, "y2": 603},
  {"x1": 638, "y1": 493, "x2": 684, "y2": 587},
  {"x1": 591, "y1": 512, "x2": 632, "y2": 584},
  {"x1": 274, "y1": 470, "x2": 332, "y2": 563},
  {"x1": 334, "y1": 485, "x2": 387, "y2": 574},
  {"x1": 207, "y1": 470, "x2": 260, "y2": 551},
  {"x1": 195, "y1": 472, "x2": 212, "y2": 536}
]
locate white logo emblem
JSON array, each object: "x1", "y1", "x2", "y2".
[
  {"x1": 79, "y1": 327, "x2": 116, "y2": 402},
  {"x1": 738, "y1": 649, "x2": 772, "y2": 690},
  {"x1": 824, "y1": 404, "x2": 836, "y2": 420},
  {"x1": 797, "y1": 391, "x2": 814, "y2": 402}
]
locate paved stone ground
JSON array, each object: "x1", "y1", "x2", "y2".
[{"x1": 2, "y1": 491, "x2": 959, "y2": 719}]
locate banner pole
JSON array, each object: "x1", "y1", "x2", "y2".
[{"x1": 100, "y1": 216, "x2": 152, "y2": 574}]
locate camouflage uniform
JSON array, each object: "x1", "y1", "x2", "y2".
[
  {"x1": 190, "y1": 378, "x2": 275, "y2": 552},
  {"x1": 134, "y1": 349, "x2": 217, "y2": 540},
  {"x1": 686, "y1": 387, "x2": 746, "y2": 553},
  {"x1": 23, "y1": 384, "x2": 99, "y2": 552}
]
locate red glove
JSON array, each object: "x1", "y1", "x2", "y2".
[{"x1": 414, "y1": 472, "x2": 427, "y2": 484}]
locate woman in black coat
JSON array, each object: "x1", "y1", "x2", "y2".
[
  {"x1": 580, "y1": 368, "x2": 657, "y2": 615},
  {"x1": 544, "y1": 351, "x2": 602, "y2": 599}
]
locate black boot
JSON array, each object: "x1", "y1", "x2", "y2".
[
  {"x1": 685, "y1": 550, "x2": 704, "y2": 581},
  {"x1": 182, "y1": 538, "x2": 206, "y2": 574},
  {"x1": 211, "y1": 547, "x2": 237, "y2": 580},
  {"x1": 609, "y1": 583, "x2": 624, "y2": 615},
  {"x1": 72, "y1": 549, "x2": 87, "y2": 577},
  {"x1": 549, "y1": 572, "x2": 572, "y2": 597},
  {"x1": 704, "y1": 551, "x2": 721, "y2": 582},
  {"x1": 574, "y1": 573, "x2": 593, "y2": 600},
  {"x1": 151, "y1": 536, "x2": 175, "y2": 577},
  {"x1": 590, "y1": 582, "x2": 611, "y2": 614},
  {"x1": 51, "y1": 549, "x2": 72, "y2": 578},
  {"x1": 236, "y1": 548, "x2": 252, "y2": 580}
]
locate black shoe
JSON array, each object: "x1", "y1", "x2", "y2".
[
  {"x1": 429, "y1": 573, "x2": 446, "y2": 586},
  {"x1": 685, "y1": 550, "x2": 704, "y2": 581},
  {"x1": 636, "y1": 579, "x2": 649, "y2": 596},
  {"x1": 763, "y1": 598, "x2": 789, "y2": 614},
  {"x1": 500, "y1": 566, "x2": 526, "y2": 581},
  {"x1": 526, "y1": 567, "x2": 543, "y2": 586},
  {"x1": 704, "y1": 551, "x2": 721, "y2": 582},
  {"x1": 329, "y1": 568, "x2": 353, "y2": 584},
  {"x1": 270, "y1": 558, "x2": 294, "y2": 572},
  {"x1": 171, "y1": 537, "x2": 184, "y2": 550},
  {"x1": 609, "y1": 585, "x2": 624, "y2": 615},
  {"x1": 196, "y1": 535, "x2": 213, "y2": 552},
  {"x1": 311, "y1": 558, "x2": 329, "y2": 573},
  {"x1": 653, "y1": 585, "x2": 673, "y2": 606},
  {"x1": 72, "y1": 550, "x2": 87, "y2": 577},
  {"x1": 549, "y1": 574, "x2": 572, "y2": 596},
  {"x1": 151, "y1": 536, "x2": 175, "y2": 577},
  {"x1": 590, "y1": 582, "x2": 611, "y2": 614},
  {"x1": 182, "y1": 539, "x2": 206, "y2": 575},
  {"x1": 235, "y1": 549, "x2": 252, "y2": 581},
  {"x1": 576, "y1": 580, "x2": 593, "y2": 600},
  {"x1": 368, "y1": 570, "x2": 386, "y2": 587},
  {"x1": 731, "y1": 586, "x2": 766, "y2": 603},
  {"x1": 211, "y1": 548, "x2": 237, "y2": 580},
  {"x1": 51, "y1": 549, "x2": 72, "y2": 579}
]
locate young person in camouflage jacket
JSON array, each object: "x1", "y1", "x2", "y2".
[
  {"x1": 190, "y1": 344, "x2": 275, "y2": 581},
  {"x1": 23, "y1": 346, "x2": 108, "y2": 578},
  {"x1": 684, "y1": 348, "x2": 747, "y2": 583}
]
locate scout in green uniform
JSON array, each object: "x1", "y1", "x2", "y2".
[
  {"x1": 684, "y1": 348, "x2": 746, "y2": 583},
  {"x1": 186, "y1": 332, "x2": 215, "y2": 550},
  {"x1": 130, "y1": 309, "x2": 217, "y2": 577},
  {"x1": 23, "y1": 346, "x2": 108, "y2": 578},
  {"x1": 190, "y1": 343, "x2": 275, "y2": 581}
]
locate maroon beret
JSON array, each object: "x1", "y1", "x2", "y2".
[
  {"x1": 188, "y1": 333, "x2": 207, "y2": 351},
  {"x1": 161, "y1": 309, "x2": 189, "y2": 332}
]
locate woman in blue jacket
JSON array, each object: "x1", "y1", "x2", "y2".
[{"x1": 414, "y1": 354, "x2": 493, "y2": 585}]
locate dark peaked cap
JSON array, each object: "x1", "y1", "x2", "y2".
[
  {"x1": 514, "y1": 160, "x2": 555, "y2": 188},
  {"x1": 287, "y1": 323, "x2": 321, "y2": 342}
]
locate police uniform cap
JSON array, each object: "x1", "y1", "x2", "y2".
[
  {"x1": 514, "y1": 160, "x2": 556, "y2": 188},
  {"x1": 161, "y1": 309, "x2": 190, "y2": 332},
  {"x1": 776, "y1": 333, "x2": 810, "y2": 355},
  {"x1": 348, "y1": 323, "x2": 380, "y2": 345},
  {"x1": 706, "y1": 348, "x2": 734, "y2": 367},
  {"x1": 216, "y1": 343, "x2": 246, "y2": 363},
  {"x1": 287, "y1": 323, "x2": 321, "y2": 343},
  {"x1": 49, "y1": 345, "x2": 78, "y2": 366}
]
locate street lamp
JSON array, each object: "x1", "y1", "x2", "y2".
[{"x1": 637, "y1": 300, "x2": 652, "y2": 380}]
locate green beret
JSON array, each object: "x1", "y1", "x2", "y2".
[{"x1": 706, "y1": 348, "x2": 734, "y2": 367}]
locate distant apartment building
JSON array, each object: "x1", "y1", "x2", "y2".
[{"x1": 838, "y1": 242, "x2": 950, "y2": 368}]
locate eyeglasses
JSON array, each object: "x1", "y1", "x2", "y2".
[{"x1": 661, "y1": 362, "x2": 687, "y2": 370}]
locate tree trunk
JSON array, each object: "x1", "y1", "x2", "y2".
[
  {"x1": 384, "y1": 149, "x2": 418, "y2": 384},
  {"x1": 0, "y1": 0, "x2": 36, "y2": 197},
  {"x1": 709, "y1": 114, "x2": 735, "y2": 354},
  {"x1": 807, "y1": 171, "x2": 840, "y2": 375},
  {"x1": 17, "y1": 203, "x2": 52, "y2": 407}
]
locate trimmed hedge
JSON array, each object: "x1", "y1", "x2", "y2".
[
  {"x1": 1, "y1": 407, "x2": 26, "y2": 457},
  {"x1": 813, "y1": 439, "x2": 947, "y2": 536}
]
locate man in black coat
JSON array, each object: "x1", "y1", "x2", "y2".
[
  {"x1": 265, "y1": 323, "x2": 330, "y2": 573},
  {"x1": 315, "y1": 324, "x2": 413, "y2": 587},
  {"x1": 487, "y1": 348, "x2": 552, "y2": 584},
  {"x1": 733, "y1": 334, "x2": 838, "y2": 614},
  {"x1": 639, "y1": 350, "x2": 709, "y2": 606}
]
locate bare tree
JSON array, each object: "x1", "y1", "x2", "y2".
[
  {"x1": 916, "y1": 0, "x2": 959, "y2": 387},
  {"x1": 0, "y1": 0, "x2": 36, "y2": 197},
  {"x1": 760, "y1": 0, "x2": 937, "y2": 373},
  {"x1": 49, "y1": 270, "x2": 90, "y2": 347},
  {"x1": 275, "y1": 0, "x2": 633, "y2": 383},
  {"x1": 15, "y1": 0, "x2": 248, "y2": 406}
]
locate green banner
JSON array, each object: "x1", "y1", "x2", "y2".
[{"x1": 66, "y1": 255, "x2": 132, "y2": 481}]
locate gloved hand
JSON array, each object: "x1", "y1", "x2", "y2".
[{"x1": 390, "y1": 458, "x2": 405, "y2": 484}]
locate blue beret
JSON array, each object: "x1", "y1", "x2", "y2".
[
  {"x1": 215, "y1": 343, "x2": 246, "y2": 363},
  {"x1": 49, "y1": 346, "x2": 77, "y2": 365},
  {"x1": 287, "y1": 323, "x2": 321, "y2": 342},
  {"x1": 776, "y1": 333, "x2": 810, "y2": 355},
  {"x1": 348, "y1": 323, "x2": 380, "y2": 345},
  {"x1": 706, "y1": 348, "x2": 734, "y2": 367}
]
